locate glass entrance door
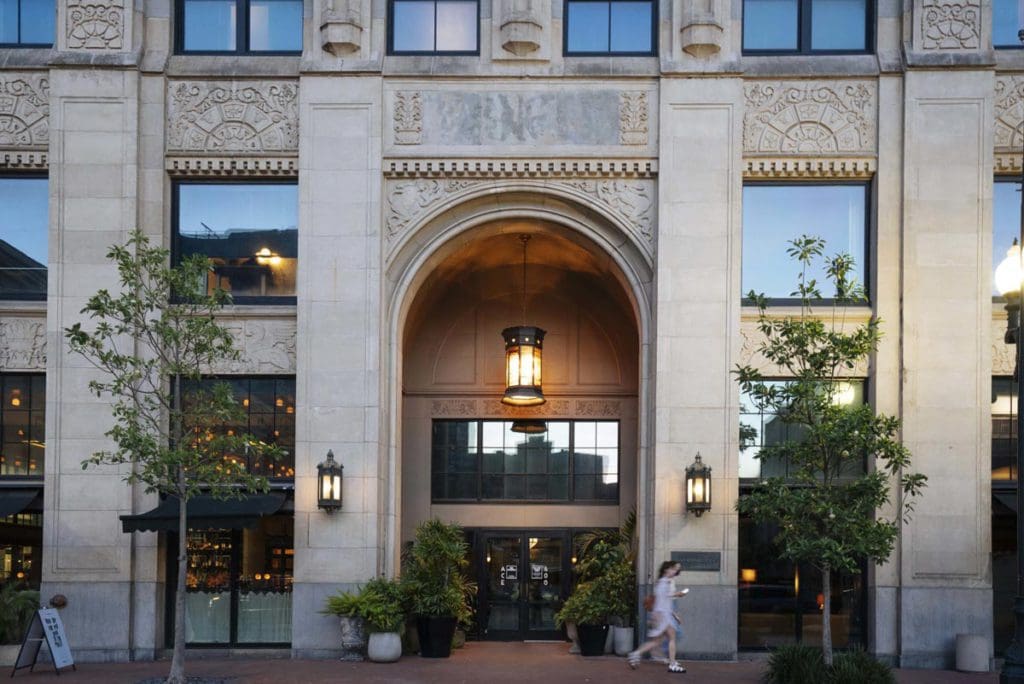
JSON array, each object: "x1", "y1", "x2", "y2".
[{"x1": 479, "y1": 531, "x2": 568, "y2": 640}]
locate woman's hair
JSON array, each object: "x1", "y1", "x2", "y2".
[{"x1": 658, "y1": 560, "x2": 680, "y2": 578}]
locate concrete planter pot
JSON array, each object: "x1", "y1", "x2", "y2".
[
  {"x1": 338, "y1": 615, "x2": 367, "y2": 661},
  {"x1": 0, "y1": 644, "x2": 21, "y2": 667},
  {"x1": 367, "y1": 632, "x2": 402, "y2": 663},
  {"x1": 613, "y1": 626, "x2": 634, "y2": 656},
  {"x1": 566, "y1": 621, "x2": 580, "y2": 654}
]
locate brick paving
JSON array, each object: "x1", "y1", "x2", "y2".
[{"x1": 9, "y1": 643, "x2": 1000, "y2": 683}]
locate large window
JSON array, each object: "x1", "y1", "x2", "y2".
[
  {"x1": 564, "y1": 0, "x2": 655, "y2": 55},
  {"x1": 0, "y1": 177, "x2": 48, "y2": 301},
  {"x1": 431, "y1": 420, "x2": 619, "y2": 503},
  {"x1": 176, "y1": 0, "x2": 303, "y2": 54},
  {"x1": 994, "y1": 0, "x2": 1024, "y2": 48},
  {"x1": 742, "y1": 0, "x2": 871, "y2": 53},
  {"x1": 389, "y1": 0, "x2": 479, "y2": 54},
  {"x1": 742, "y1": 183, "x2": 869, "y2": 301},
  {"x1": 995, "y1": 180, "x2": 1022, "y2": 298},
  {"x1": 0, "y1": 512, "x2": 41, "y2": 589},
  {"x1": 182, "y1": 377, "x2": 295, "y2": 479},
  {"x1": 992, "y1": 377, "x2": 1017, "y2": 655},
  {"x1": 174, "y1": 181, "x2": 297, "y2": 304},
  {"x1": 0, "y1": 0, "x2": 54, "y2": 46},
  {"x1": 0, "y1": 375, "x2": 45, "y2": 478}
]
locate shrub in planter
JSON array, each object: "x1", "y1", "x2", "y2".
[
  {"x1": 401, "y1": 519, "x2": 475, "y2": 658},
  {"x1": 764, "y1": 644, "x2": 825, "y2": 684},
  {"x1": 323, "y1": 577, "x2": 405, "y2": 662},
  {"x1": 555, "y1": 581, "x2": 614, "y2": 656},
  {"x1": 829, "y1": 648, "x2": 895, "y2": 684},
  {"x1": 0, "y1": 585, "x2": 39, "y2": 645}
]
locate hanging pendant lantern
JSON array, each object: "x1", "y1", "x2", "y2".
[
  {"x1": 510, "y1": 418, "x2": 547, "y2": 434},
  {"x1": 502, "y1": 235, "x2": 546, "y2": 407}
]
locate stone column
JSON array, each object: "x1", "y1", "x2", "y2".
[
  {"x1": 656, "y1": 76, "x2": 744, "y2": 659},
  {"x1": 291, "y1": 75, "x2": 383, "y2": 658}
]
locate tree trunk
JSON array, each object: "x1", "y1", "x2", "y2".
[
  {"x1": 821, "y1": 564, "x2": 832, "y2": 667},
  {"x1": 168, "y1": 374, "x2": 187, "y2": 684}
]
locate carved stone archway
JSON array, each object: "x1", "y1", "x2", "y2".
[{"x1": 380, "y1": 170, "x2": 656, "y2": 584}]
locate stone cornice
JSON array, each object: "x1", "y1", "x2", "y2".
[
  {"x1": 383, "y1": 158, "x2": 658, "y2": 179},
  {"x1": 0, "y1": 150, "x2": 47, "y2": 169},
  {"x1": 743, "y1": 157, "x2": 876, "y2": 179},
  {"x1": 166, "y1": 156, "x2": 298, "y2": 176}
]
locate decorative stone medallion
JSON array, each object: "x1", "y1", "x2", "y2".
[
  {"x1": 0, "y1": 318, "x2": 46, "y2": 370},
  {"x1": 0, "y1": 73, "x2": 49, "y2": 149},
  {"x1": 920, "y1": 0, "x2": 980, "y2": 50},
  {"x1": 167, "y1": 81, "x2": 299, "y2": 154},
  {"x1": 67, "y1": 0, "x2": 125, "y2": 50},
  {"x1": 744, "y1": 81, "x2": 877, "y2": 156},
  {"x1": 995, "y1": 76, "x2": 1024, "y2": 154}
]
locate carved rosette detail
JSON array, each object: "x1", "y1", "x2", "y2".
[
  {"x1": 0, "y1": 319, "x2": 46, "y2": 370},
  {"x1": 0, "y1": 74, "x2": 49, "y2": 149},
  {"x1": 995, "y1": 76, "x2": 1024, "y2": 153},
  {"x1": 206, "y1": 320, "x2": 296, "y2": 374},
  {"x1": 67, "y1": 0, "x2": 125, "y2": 50},
  {"x1": 167, "y1": 81, "x2": 299, "y2": 154},
  {"x1": 920, "y1": 0, "x2": 980, "y2": 50},
  {"x1": 394, "y1": 92, "x2": 423, "y2": 145},
  {"x1": 744, "y1": 81, "x2": 876, "y2": 155},
  {"x1": 619, "y1": 92, "x2": 649, "y2": 146}
]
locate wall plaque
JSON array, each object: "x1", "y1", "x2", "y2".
[{"x1": 671, "y1": 551, "x2": 721, "y2": 572}]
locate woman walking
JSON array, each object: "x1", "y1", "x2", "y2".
[{"x1": 627, "y1": 560, "x2": 688, "y2": 673}]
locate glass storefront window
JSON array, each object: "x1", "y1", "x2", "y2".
[
  {"x1": 0, "y1": 375, "x2": 45, "y2": 478},
  {"x1": 0, "y1": 512, "x2": 42, "y2": 589},
  {"x1": 995, "y1": 181, "x2": 1022, "y2": 298}
]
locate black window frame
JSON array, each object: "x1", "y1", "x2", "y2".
[
  {"x1": 993, "y1": 0, "x2": 1024, "y2": 49},
  {"x1": 562, "y1": 0, "x2": 657, "y2": 56},
  {"x1": 0, "y1": 0, "x2": 55, "y2": 48},
  {"x1": 171, "y1": 178, "x2": 298, "y2": 306},
  {"x1": 741, "y1": 179, "x2": 873, "y2": 306},
  {"x1": 0, "y1": 373, "x2": 45, "y2": 481},
  {"x1": 174, "y1": 0, "x2": 304, "y2": 56},
  {"x1": 741, "y1": 0, "x2": 875, "y2": 55},
  {"x1": 386, "y1": 0, "x2": 481, "y2": 56},
  {"x1": 430, "y1": 419, "x2": 621, "y2": 505},
  {"x1": 0, "y1": 173, "x2": 48, "y2": 303}
]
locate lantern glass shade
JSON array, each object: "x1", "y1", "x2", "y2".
[
  {"x1": 510, "y1": 419, "x2": 547, "y2": 434},
  {"x1": 502, "y1": 325, "x2": 546, "y2": 406},
  {"x1": 317, "y1": 450, "x2": 343, "y2": 513},
  {"x1": 685, "y1": 453, "x2": 712, "y2": 516}
]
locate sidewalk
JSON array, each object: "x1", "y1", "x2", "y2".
[{"x1": 10, "y1": 642, "x2": 999, "y2": 683}]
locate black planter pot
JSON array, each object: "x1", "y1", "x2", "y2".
[
  {"x1": 577, "y1": 624, "x2": 609, "y2": 657},
  {"x1": 416, "y1": 615, "x2": 458, "y2": 658}
]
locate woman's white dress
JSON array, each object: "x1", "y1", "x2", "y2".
[{"x1": 648, "y1": 575, "x2": 675, "y2": 637}]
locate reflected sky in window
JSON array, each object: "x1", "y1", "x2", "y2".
[
  {"x1": 994, "y1": 0, "x2": 1024, "y2": 47},
  {"x1": 742, "y1": 184, "x2": 867, "y2": 299},
  {"x1": 995, "y1": 180, "x2": 1022, "y2": 296},
  {"x1": 184, "y1": 0, "x2": 237, "y2": 51},
  {"x1": 435, "y1": 1, "x2": 476, "y2": 51},
  {"x1": 610, "y1": 2, "x2": 652, "y2": 52},
  {"x1": 743, "y1": 0, "x2": 798, "y2": 50},
  {"x1": 0, "y1": 178, "x2": 48, "y2": 299},
  {"x1": 249, "y1": 0, "x2": 303, "y2": 51},
  {"x1": 393, "y1": 1, "x2": 434, "y2": 51},
  {"x1": 178, "y1": 184, "x2": 297, "y2": 240},
  {"x1": 392, "y1": 0, "x2": 476, "y2": 52},
  {"x1": 567, "y1": 0, "x2": 653, "y2": 53},
  {"x1": 0, "y1": 0, "x2": 54, "y2": 44},
  {"x1": 809, "y1": 0, "x2": 866, "y2": 50}
]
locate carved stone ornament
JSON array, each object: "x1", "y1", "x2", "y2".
[
  {"x1": 994, "y1": 318, "x2": 1015, "y2": 376},
  {"x1": 0, "y1": 73, "x2": 49, "y2": 149},
  {"x1": 67, "y1": 0, "x2": 125, "y2": 50},
  {"x1": 995, "y1": 76, "x2": 1024, "y2": 154},
  {"x1": 430, "y1": 399, "x2": 479, "y2": 416},
  {"x1": 499, "y1": 0, "x2": 544, "y2": 55},
  {"x1": 167, "y1": 81, "x2": 299, "y2": 154},
  {"x1": 575, "y1": 400, "x2": 622, "y2": 417},
  {"x1": 680, "y1": 0, "x2": 723, "y2": 58},
  {"x1": 744, "y1": 157, "x2": 876, "y2": 179},
  {"x1": 920, "y1": 0, "x2": 980, "y2": 50},
  {"x1": 619, "y1": 92, "x2": 649, "y2": 146},
  {"x1": 0, "y1": 318, "x2": 46, "y2": 370},
  {"x1": 394, "y1": 92, "x2": 423, "y2": 145},
  {"x1": 744, "y1": 81, "x2": 877, "y2": 156},
  {"x1": 206, "y1": 320, "x2": 296, "y2": 374},
  {"x1": 320, "y1": 0, "x2": 364, "y2": 55},
  {"x1": 479, "y1": 399, "x2": 573, "y2": 417}
]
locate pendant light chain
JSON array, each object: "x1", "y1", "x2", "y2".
[{"x1": 520, "y1": 234, "x2": 529, "y2": 325}]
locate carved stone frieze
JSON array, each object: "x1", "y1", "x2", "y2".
[
  {"x1": 430, "y1": 399, "x2": 479, "y2": 416},
  {"x1": 994, "y1": 318, "x2": 1015, "y2": 375},
  {"x1": 995, "y1": 76, "x2": 1024, "y2": 154},
  {"x1": 562, "y1": 179, "x2": 655, "y2": 245},
  {"x1": 67, "y1": 0, "x2": 125, "y2": 50},
  {"x1": 744, "y1": 157, "x2": 876, "y2": 179},
  {"x1": 0, "y1": 151, "x2": 47, "y2": 169},
  {"x1": 166, "y1": 157, "x2": 298, "y2": 176},
  {"x1": 0, "y1": 318, "x2": 46, "y2": 370},
  {"x1": 385, "y1": 179, "x2": 478, "y2": 243},
  {"x1": 920, "y1": 0, "x2": 980, "y2": 50},
  {"x1": 394, "y1": 92, "x2": 423, "y2": 145},
  {"x1": 575, "y1": 400, "x2": 622, "y2": 417},
  {"x1": 0, "y1": 73, "x2": 50, "y2": 149},
  {"x1": 479, "y1": 399, "x2": 573, "y2": 417},
  {"x1": 619, "y1": 92, "x2": 649, "y2": 146},
  {"x1": 167, "y1": 81, "x2": 299, "y2": 154},
  {"x1": 384, "y1": 158, "x2": 657, "y2": 178},
  {"x1": 206, "y1": 320, "x2": 296, "y2": 374},
  {"x1": 744, "y1": 81, "x2": 876, "y2": 156}
]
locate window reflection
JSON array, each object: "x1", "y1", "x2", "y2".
[
  {"x1": 180, "y1": 0, "x2": 302, "y2": 53},
  {"x1": 743, "y1": 0, "x2": 798, "y2": 50},
  {"x1": 183, "y1": 0, "x2": 238, "y2": 51},
  {"x1": 742, "y1": 0, "x2": 867, "y2": 52},
  {"x1": 565, "y1": 0, "x2": 654, "y2": 54},
  {"x1": 0, "y1": 178, "x2": 47, "y2": 300},
  {"x1": 995, "y1": 181, "x2": 1022, "y2": 297},
  {"x1": 176, "y1": 183, "x2": 298, "y2": 302},
  {"x1": 994, "y1": 0, "x2": 1024, "y2": 47},
  {"x1": 391, "y1": 0, "x2": 478, "y2": 53},
  {"x1": 0, "y1": 0, "x2": 54, "y2": 45},
  {"x1": 249, "y1": 0, "x2": 303, "y2": 52},
  {"x1": 742, "y1": 184, "x2": 867, "y2": 300},
  {"x1": 809, "y1": 0, "x2": 866, "y2": 50}
]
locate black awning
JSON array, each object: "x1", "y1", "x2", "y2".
[
  {"x1": 120, "y1": 492, "x2": 287, "y2": 533},
  {"x1": 0, "y1": 489, "x2": 41, "y2": 517}
]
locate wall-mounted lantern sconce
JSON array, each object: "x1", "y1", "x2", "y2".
[
  {"x1": 685, "y1": 453, "x2": 712, "y2": 517},
  {"x1": 317, "y1": 450, "x2": 343, "y2": 513}
]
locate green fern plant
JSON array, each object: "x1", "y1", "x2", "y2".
[{"x1": 0, "y1": 584, "x2": 39, "y2": 644}]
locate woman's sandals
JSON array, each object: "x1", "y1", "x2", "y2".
[{"x1": 668, "y1": 661, "x2": 686, "y2": 673}]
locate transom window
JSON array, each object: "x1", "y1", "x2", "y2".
[
  {"x1": 994, "y1": 0, "x2": 1024, "y2": 48},
  {"x1": 742, "y1": 183, "x2": 869, "y2": 301},
  {"x1": 0, "y1": 176, "x2": 48, "y2": 301},
  {"x1": 0, "y1": 375, "x2": 45, "y2": 478},
  {"x1": 995, "y1": 179, "x2": 1022, "y2": 298},
  {"x1": 431, "y1": 420, "x2": 619, "y2": 503},
  {"x1": 0, "y1": 0, "x2": 55, "y2": 46},
  {"x1": 564, "y1": 0, "x2": 655, "y2": 55},
  {"x1": 742, "y1": 0, "x2": 871, "y2": 53},
  {"x1": 389, "y1": 0, "x2": 479, "y2": 54},
  {"x1": 176, "y1": 0, "x2": 303, "y2": 54},
  {"x1": 173, "y1": 181, "x2": 298, "y2": 304}
]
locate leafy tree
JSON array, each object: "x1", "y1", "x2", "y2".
[
  {"x1": 734, "y1": 235, "x2": 926, "y2": 665},
  {"x1": 65, "y1": 230, "x2": 282, "y2": 684}
]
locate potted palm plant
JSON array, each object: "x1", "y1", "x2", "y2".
[
  {"x1": 0, "y1": 584, "x2": 39, "y2": 666},
  {"x1": 401, "y1": 519, "x2": 474, "y2": 658},
  {"x1": 555, "y1": 581, "x2": 612, "y2": 656}
]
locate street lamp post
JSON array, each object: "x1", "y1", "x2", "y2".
[{"x1": 997, "y1": 30, "x2": 1024, "y2": 683}]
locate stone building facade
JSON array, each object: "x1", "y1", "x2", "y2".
[{"x1": 0, "y1": 0, "x2": 1016, "y2": 669}]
